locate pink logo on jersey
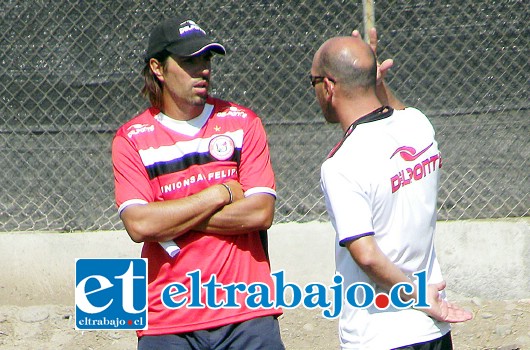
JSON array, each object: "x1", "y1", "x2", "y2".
[
  {"x1": 390, "y1": 143, "x2": 433, "y2": 161},
  {"x1": 390, "y1": 152, "x2": 442, "y2": 193},
  {"x1": 209, "y1": 135, "x2": 235, "y2": 161}
]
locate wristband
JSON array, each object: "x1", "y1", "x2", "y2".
[{"x1": 221, "y1": 183, "x2": 233, "y2": 204}]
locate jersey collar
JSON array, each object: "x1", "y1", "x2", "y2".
[
  {"x1": 327, "y1": 106, "x2": 394, "y2": 159},
  {"x1": 154, "y1": 103, "x2": 214, "y2": 137}
]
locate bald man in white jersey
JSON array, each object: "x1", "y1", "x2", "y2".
[{"x1": 312, "y1": 29, "x2": 473, "y2": 349}]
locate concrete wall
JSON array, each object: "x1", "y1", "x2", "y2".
[
  {"x1": 268, "y1": 219, "x2": 530, "y2": 301},
  {"x1": 0, "y1": 219, "x2": 527, "y2": 306}
]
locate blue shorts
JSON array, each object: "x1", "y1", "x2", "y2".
[{"x1": 137, "y1": 316, "x2": 284, "y2": 350}]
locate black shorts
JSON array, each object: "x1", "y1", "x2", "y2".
[
  {"x1": 393, "y1": 331, "x2": 453, "y2": 350},
  {"x1": 137, "y1": 315, "x2": 285, "y2": 350}
]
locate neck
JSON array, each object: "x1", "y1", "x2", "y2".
[
  {"x1": 160, "y1": 94, "x2": 205, "y2": 121},
  {"x1": 336, "y1": 95, "x2": 383, "y2": 132}
]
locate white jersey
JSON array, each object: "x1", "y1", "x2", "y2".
[{"x1": 320, "y1": 107, "x2": 451, "y2": 349}]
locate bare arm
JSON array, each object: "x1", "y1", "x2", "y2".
[
  {"x1": 194, "y1": 192, "x2": 275, "y2": 234},
  {"x1": 375, "y1": 80, "x2": 406, "y2": 111},
  {"x1": 352, "y1": 27, "x2": 406, "y2": 110},
  {"x1": 120, "y1": 182, "x2": 235, "y2": 243},
  {"x1": 120, "y1": 178, "x2": 273, "y2": 242},
  {"x1": 346, "y1": 235, "x2": 473, "y2": 323},
  {"x1": 346, "y1": 235, "x2": 414, "y2": 295}
]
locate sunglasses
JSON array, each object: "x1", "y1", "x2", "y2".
[{"x1": 309, "y1": 75, "x2": 335, "y2": 87}]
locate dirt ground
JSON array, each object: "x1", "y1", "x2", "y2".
[{"x1": 0, "y1": 296, "x2": 528, "y2": 350}]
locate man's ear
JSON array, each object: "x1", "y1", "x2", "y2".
[
  {"x1": 324, "y1": 77, "x2": 335, "y2": 101},
  {"x1": 149, "y1": 58, "x2": 164, "y2": 81}
]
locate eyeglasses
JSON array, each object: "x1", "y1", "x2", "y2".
[{"x1": 309, "y1": 75, "x2": 335, "y2": 87}]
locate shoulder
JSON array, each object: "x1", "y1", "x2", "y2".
[
  {"x1": 115, "y1": 107, "x2": 158, "y2": 139},
  {"x1": 392, "y1": 107, "x2": 435, "y2": 133},
  {"x1": 322, "y1": 138, "x2": 366, "y2": 175},
  {"x1": 210, "y1": 97, "x2": 261, "y2": 122},
  {"x1": 395, "y1": 107, "x2": 431, "y2": 123}
]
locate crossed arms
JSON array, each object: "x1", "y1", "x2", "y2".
[{"x1": 120, "y1": 180, "x2": 274, "y2": 244}]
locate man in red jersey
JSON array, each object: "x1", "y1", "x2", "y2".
[{"x1": 112, "y1": 16, "x2": 284, "y2": 349}]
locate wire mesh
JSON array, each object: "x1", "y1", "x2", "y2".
[{"x1": 1, "y1": 0, "x2": 528, "y2": 231}]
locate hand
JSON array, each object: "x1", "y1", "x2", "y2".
[
  {"x1": 352, "y1": 27, "x2": 393, "y2": 85},
  {"x1": 421, "y1": 281, "x2": 474, "y2": 323}
]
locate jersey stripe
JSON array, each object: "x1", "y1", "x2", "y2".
[
  {"x1": 139, "y1": 129, "x2": 243, "y2": 179},
  {"x1": 145, "y1": 149, "x2": 241, "y2": 179},
  {"x1": 139, "y1": 129, "x2": 244, "y2": 166}
]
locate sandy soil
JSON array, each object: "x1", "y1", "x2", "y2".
[{"x1": 0, "y1": 296, "x2": 528, "y2": 349}]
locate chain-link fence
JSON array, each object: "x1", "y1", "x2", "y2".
[{"x1": 1, "y1": 0, "x2": 528, "y2": 232}]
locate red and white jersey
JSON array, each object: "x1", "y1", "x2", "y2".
[
  {"x1": 112, "y1": 97, "x2": 280, "y2": 336},
  {"x1": 320, "y1": 107, "x2": 451, "y2": 349}
]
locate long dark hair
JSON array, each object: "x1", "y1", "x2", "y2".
[{"x1": 141, "y1": 51, "x2": 170, "y2": 109}]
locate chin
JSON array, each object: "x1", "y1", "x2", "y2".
[
  {"x1": 191, "y1": 96, "x2": 208, "y2": 106},
  {"x1": 324, "y1": 115, "x2": 338, "y2": 124}
]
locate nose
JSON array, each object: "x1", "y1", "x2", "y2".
[
  {"x1": 198, "y1": 67, "x2": 210, "y2": 81},
  {"x1": 202, "y1": 68, "x2": 212, "y2": 81}
]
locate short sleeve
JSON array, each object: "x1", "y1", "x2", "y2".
[
  {"x1": 238, "y1": 115, "x2": 276, "y2": 197},
  {"x1": 112, "y1": 134, "x2": 155, "y2": 214},
  {"x1": 321, "y1": 160, "x2": 374, "y2": 245}
]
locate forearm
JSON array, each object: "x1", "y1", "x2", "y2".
[
  {"x1": 120, "y1": 184, "x2": 230, "y2": 243},
  {"x1": 376, "y1": 81, "x2": 406, "y2": 110},
  {"x1": 346, "y1": 236, "x2": 417, "y2": 301},
  {"x1": 194, "y1": 193, "x2": 275, "y2": 234},
  {"x1": 361, "y1": 255, "x2": 417, "y2": 302}
]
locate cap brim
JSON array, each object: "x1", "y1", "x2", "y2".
[
  {"x1": 166, "y1": 37, "x2": 226, "y2": 57},
  {"x1": 189, "y1": 43, "x2": 226, "y2": 56}
]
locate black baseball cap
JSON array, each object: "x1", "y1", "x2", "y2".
[{"x1": 145, "y1": 17, "x2": 226, "y2": 62}]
